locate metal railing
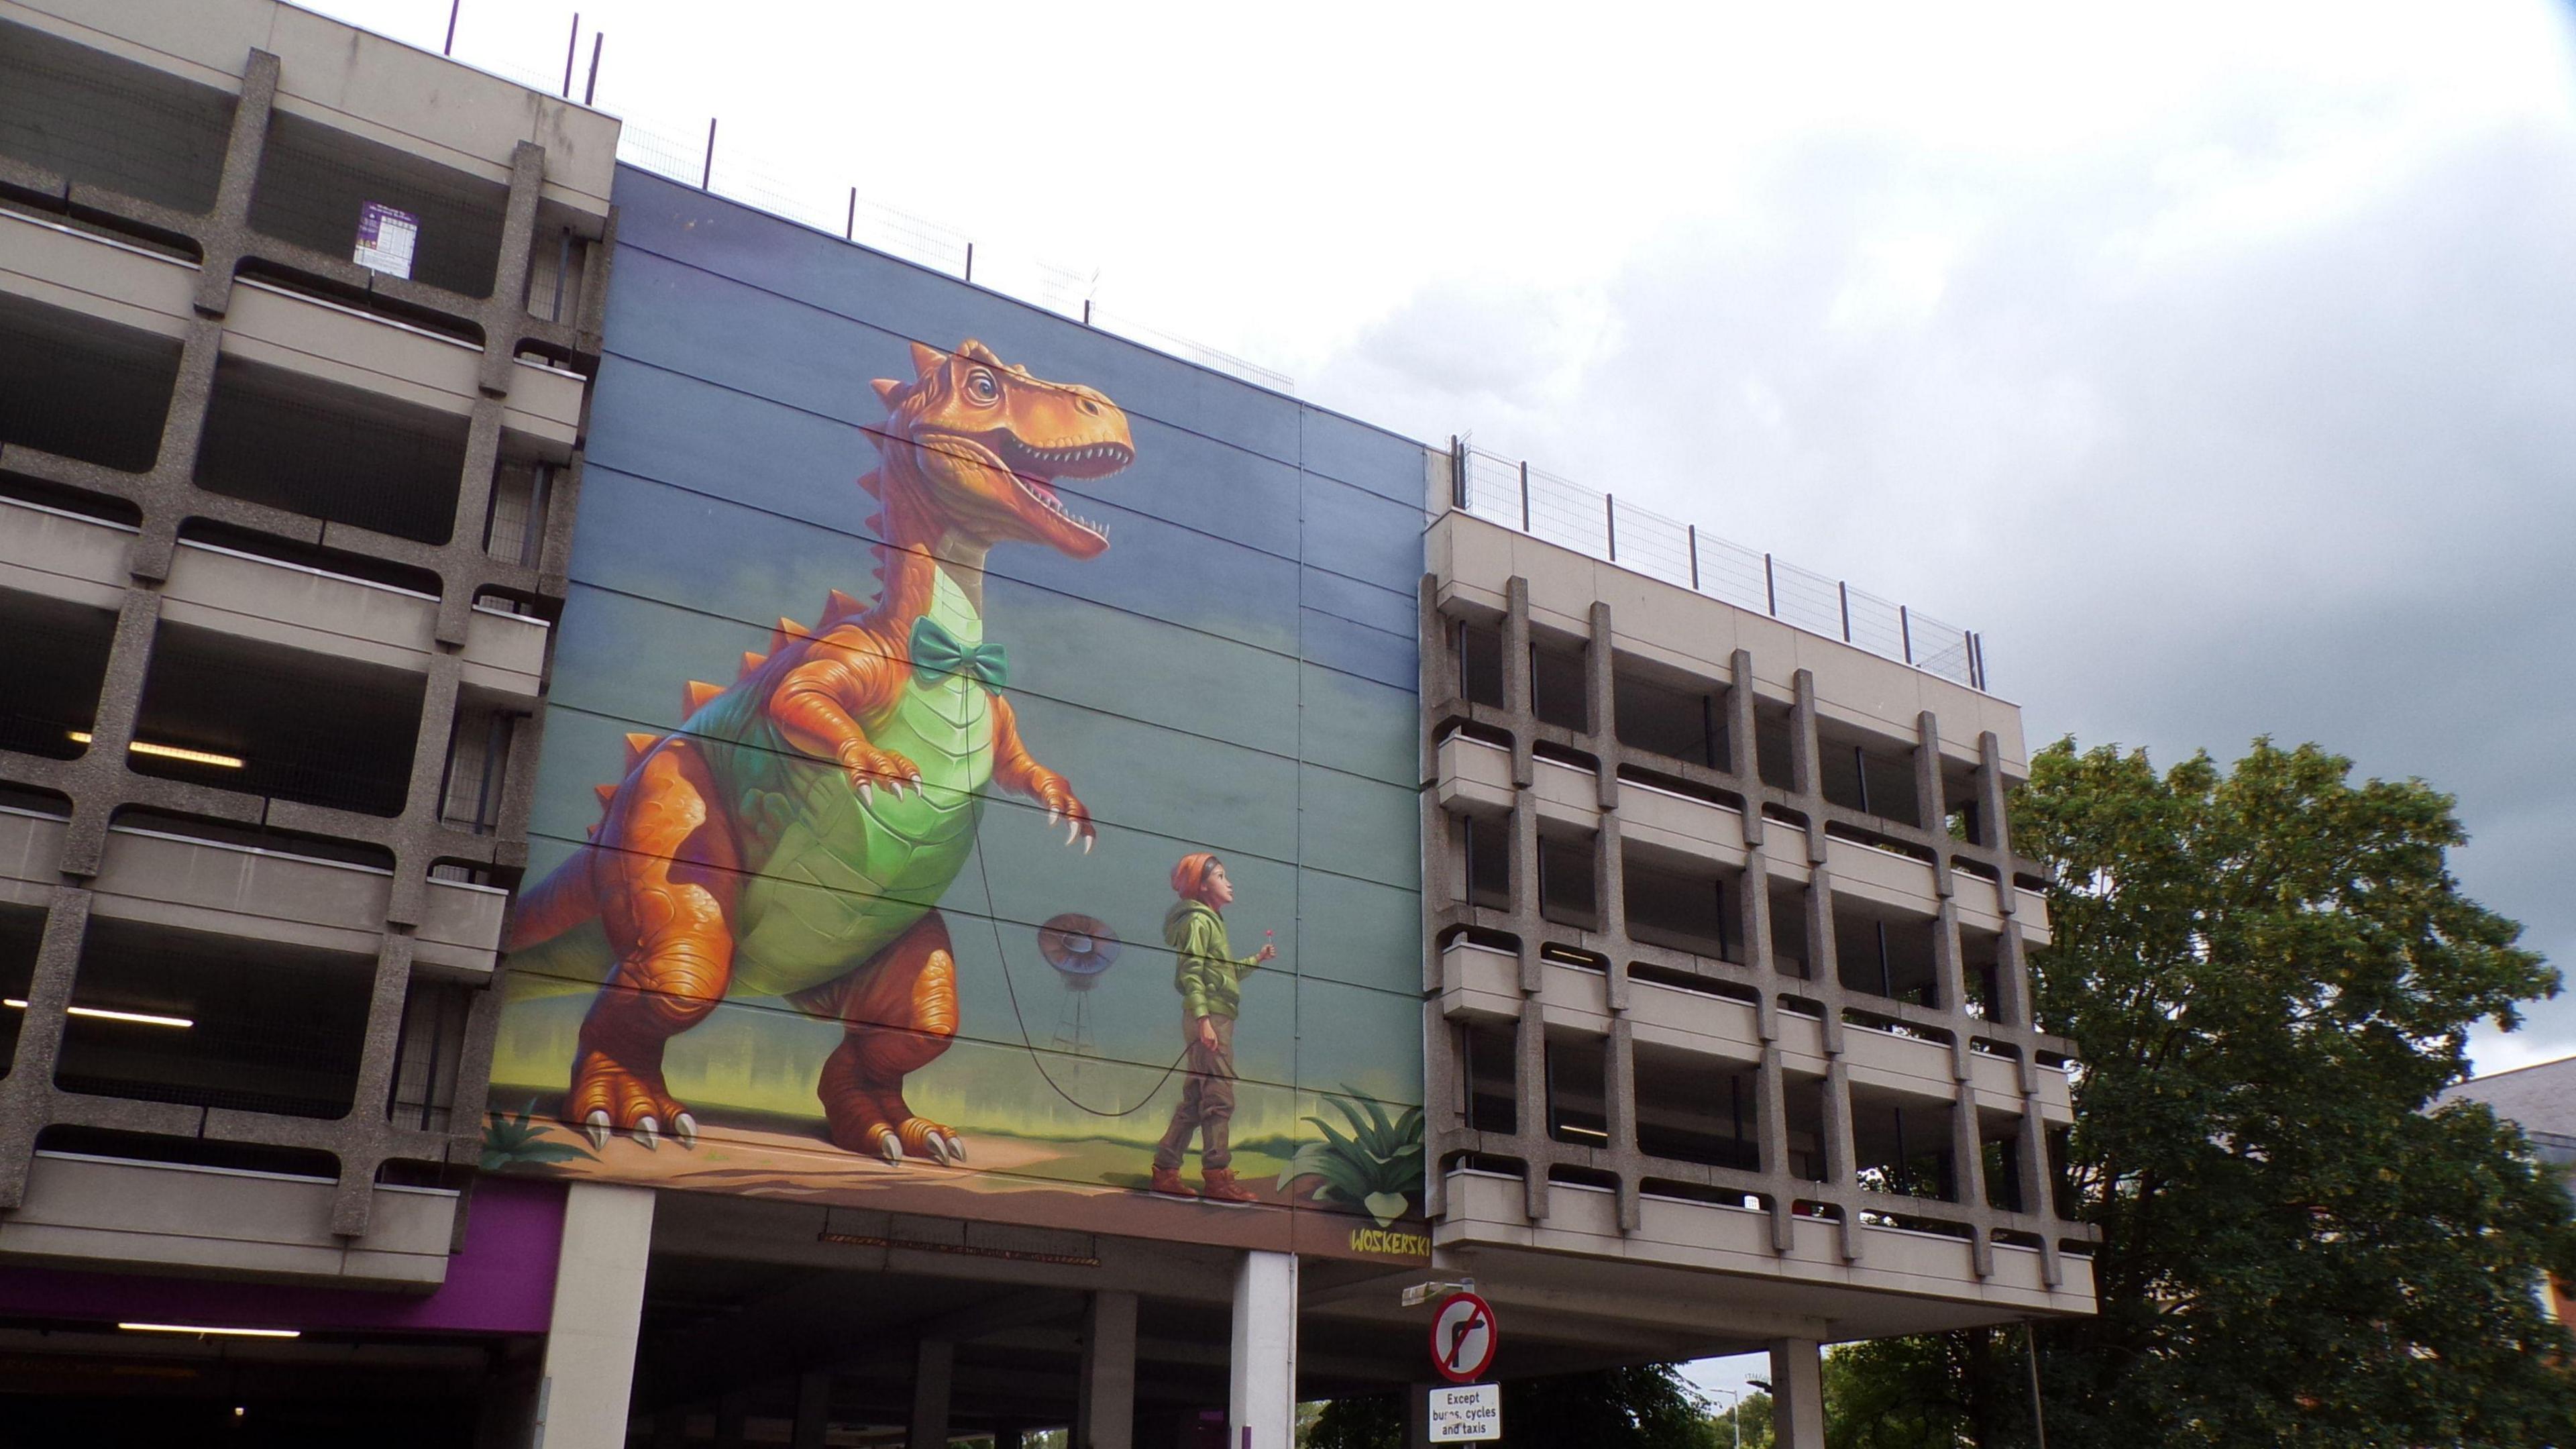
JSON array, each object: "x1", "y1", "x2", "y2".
[{"x1": 1453, "y1": 444, "x2": 1989, "y2": 692}]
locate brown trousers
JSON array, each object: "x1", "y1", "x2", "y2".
[{"x1": 1152, "y1": 1013, "x2": 1237, "y2": 1171}]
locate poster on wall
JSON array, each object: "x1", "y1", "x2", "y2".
[{"x1": 482, "y1": 172, "x2": 1430, "y2": 1264}]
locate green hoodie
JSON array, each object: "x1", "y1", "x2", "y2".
[{"x1": 1166, "y1": 899, "x2": 1262, "y2": 1020}]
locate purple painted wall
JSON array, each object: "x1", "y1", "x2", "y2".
[{"x1": 0, "y1": 1177, "x2": 565, "y2": 1335}]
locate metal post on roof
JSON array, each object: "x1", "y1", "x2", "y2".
[
  {"x1": 1519, "y1": 462, "x2": 1532, "y2": 533},
  {"x1": 1605, "y1": 493, "x2": 1617, "y2": 561},
  {"x1": 443, "y1": 0, "x2": 460, "y2": 54},
  {"x1": 845, "y1": 189, "x2": 857, "y2": 240},
  {"x1": 583, "y1": 33, "x2": 602, "y2": 105},
  {"x1": 1450, "y1": 438, "x2": 1467, "y2": 509},
  {"x1": 1764, "y1": 553, "x2": 1777, "y2": 617},
  {"x1": 1686, "y1": 524, "x2": 1699, "y2": 590},
  {"x1": 561, "y1": 13, "x2": 578, "y2": 97},
  {"x1": 1839, "y1": 580, "x2": 1852, "y2": 643},
  {"x1": 1900, "y1": 605, "x2": 1913, "y2": 664},
  {"x1": 964, "y1": 241, "x2": 975, "y2": 282},
  {"x1": 702, "y1": 118, "x2": 717, "y2": 190}
]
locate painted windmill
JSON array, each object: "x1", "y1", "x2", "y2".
[{"x1": 1037, "y1": 913, "x2": 1121, "y2": 1069}]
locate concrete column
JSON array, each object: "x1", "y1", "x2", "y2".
[
  {"x1": 1229, "y1": 1250, "x2": 1299, "y2": 1449},
  {"x1": 792, "y1": 1368, "x2": 832, "y2": 1449},
  {"x1": 1077, "y1": 1289, "x2": 1138, "y2": 1449},
  {"x1": 535, "y1": 1183, "x2": 656, "y2": 1449},
  {"x1": 1768, "y1": 1338, "x2": 1828, "y2": 1449},
  {"x1": 907, "y1": 1338, "x2": 955, "y2": 1449}
]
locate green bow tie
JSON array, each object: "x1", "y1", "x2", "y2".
[{"x1": 909, "y1": 614, "x2": 1008, "y2": 690}]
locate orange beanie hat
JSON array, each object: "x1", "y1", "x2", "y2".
[{"x1": 1171, "y1": 851, "x2": 1221, "y2": 901}]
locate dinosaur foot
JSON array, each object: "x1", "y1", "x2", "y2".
[
  {"x1": 826, "y1": 1108, "x2": 965, "y2": 1167},
  {"x1": 564, "y1": 1051, "x2": 698, "y2": 1151}
]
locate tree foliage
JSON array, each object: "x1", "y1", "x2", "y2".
[{"x1": 1835, "y1": 738, "x2": 2576, "y2": 1447}]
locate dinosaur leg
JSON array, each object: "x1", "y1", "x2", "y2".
[
  {"x1": 795, "y1": 911, "x2": 963, "y2": 1166},
  {"x1": 568, "y1": 740, "x2": 740, "y2": 1149}
]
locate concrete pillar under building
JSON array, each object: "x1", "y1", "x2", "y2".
[
  {"x1": 792, "y1": 1367, "x2": 831, "y2": 1449},
  {"x1": 908, "y1": 1338, "x2": 956, "y2": 1449},
  {"x1": 1077, "y1": 1288, "x2": 1138, "y2": 1449},
  {"x1": 1229, "y1": 1250, "x2": 1299, "y2": 1449},
  {"x1": 534, "y1": 1183, "x2": 656, "y2": 1449},
  {"x1": 1769, "y1": 1338, "x2": 1828, "y2": 1449}
]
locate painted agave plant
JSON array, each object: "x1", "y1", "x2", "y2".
[
  {"x1": 480, "y1": 1101, "x2": 600, "y2": 1173},
  {"x1": 1279, "y1": 1087, "x2": 1424, "y2": 1227}
]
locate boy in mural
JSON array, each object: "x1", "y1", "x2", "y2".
[{"x1": 1151, "y1": 852, "x2": 1277, "y2": 1203}]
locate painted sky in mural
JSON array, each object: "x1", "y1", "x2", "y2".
[{"x1": 486, "y1": 168, "x2": 1430, "y2": 1260}]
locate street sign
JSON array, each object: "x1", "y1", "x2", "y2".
[
  {"x1": 1426, "y1": 1383, "x2": 1502, "y2": 1442},
  {"x1": 1428, "y1": 1291, "x2": 1498, "y2": 1383}
]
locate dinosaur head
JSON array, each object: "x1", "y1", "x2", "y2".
[{"x1": 871, "y1": 339, "x2": 1134, "y2": 560}]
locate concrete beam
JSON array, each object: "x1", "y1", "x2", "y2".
[{"x1": 535, "y1": 1183, "x2": 656, "y2": 1449}]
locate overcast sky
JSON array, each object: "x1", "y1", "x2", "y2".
[{"x1": 316, "y1": 0, "x2": 2576, "y2": 1077}]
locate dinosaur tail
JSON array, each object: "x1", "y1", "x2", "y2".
[{"x1": 500, "y1": 847, "x2": 616, "y2": 1000}]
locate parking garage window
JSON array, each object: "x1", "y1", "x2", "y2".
[
  {"x1": 1621, "y1": 849, "x2": 1734, "y2": 961},
  {"x1": 1544, "y1": 1030, "x2": 1609, "y2": 1146},
  {"x1": 131, "y1": 621, "x2": 425, "y2": 816},
  {"x1": 1611, "y1": 655, "x2": 1725, "y2": 768},
  {"x1": 0, "y1": 20, "x2": 235, "y2": 215},
  {"x1": 1851, "y1": 1090, "x2": 1958, "y2": 1203},
  {"x1": 1529, "y1": 636, "x2": 1588, "y2": 733},
  {"x1": 1454, "y1": 618, "x2": 1505, "y2": 708},
  {"x1": 1632, "y1": 1043, "x2": 1758, "y2": 1171},
  {"x1": 1459, "y1": 812, "x2": 1511, "y2": 910},
  {"x1": 1819, "y1": 726, "x2": 1922, "y2": 826},
  {"x1": 1536, "y1": 833, "x2": 1599, "y2": 930},
  {"x1": 0, "y1": 294, "x2": 182, "y2": 473},
  {"x1": 1460, "y1": 1021, "x2": 1518, "y2": 1135},
  {"x1": 195, "y1": 357, "x2": 470, "y2": 545},
  {"x1": 1834, "y1": 902, "x2": 1941, "y2": 1010},
  {"x1": 53, "y1": 917, "x2": 374, "y2": 1120},
  {"x1": 248, "y1": 109, "x2": 510, "y2": 299},
  {"x1": 0, "y1": 588, "x2": 119, "y2": 760}
]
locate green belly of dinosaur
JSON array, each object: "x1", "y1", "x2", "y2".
[{"x1": 727, "y1": 674, "x2": 992, "y2": 998}]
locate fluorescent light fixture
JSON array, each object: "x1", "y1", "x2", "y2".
[
  {"x1": 119, "y1": 1323, "x2": 300, "y2": 1339},
  {"x1": 66, "y1": 731, "x2": 245, "y2": 769},
  {"x1": 3, "y1": 998, "x2": 194, "y2": 1029}
]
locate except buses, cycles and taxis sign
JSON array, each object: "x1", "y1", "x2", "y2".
[{"x1": 1426, "y1": 1383, "x2": 1501, "y2": 1442}]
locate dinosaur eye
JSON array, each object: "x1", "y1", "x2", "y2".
[{"x1": 965, "y1": 370, "x2": 1000, "y2": 402}]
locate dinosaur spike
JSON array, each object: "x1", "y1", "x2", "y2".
[
  {"x1": 624, "y1": 732, "x2": 659, "y2": 767},
  {"x1": 824, "y1": 588, "x2": 864, "y2": 622},
  {"x1": 862, "y1": 512, "x2": 885, "y2": 536},
  {"x1": 769, "y1": 616, "x2": 811, "y2": 653},
  {"x1": 872, "y1": 378, "x2": 909, "y2": 408},
  {"x1": 594, "y1": 783, "x2": 618, "y2": 806},
  {"x1": 909, "y1": 340, "x2": 949, "y2": 376},
  {"x1": 683, "y1": 680, "x2": 723, "y2": 714},
  {"x1": 740, "y1": 650, "x2": 769, "y2": 677}
]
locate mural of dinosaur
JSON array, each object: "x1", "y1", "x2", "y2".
[{"x1": 502, "y1": 339, "x2": 1133, "y2": 1166}]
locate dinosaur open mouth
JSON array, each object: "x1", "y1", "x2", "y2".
[
  {"x1": 1011, "y1": 471, "x2": 1110, "y2": 544},
  {"x1": 997, "y1": 437, "x2": 1134, "y2": 481}
]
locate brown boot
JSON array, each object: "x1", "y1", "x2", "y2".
[
  {"x1": 1150, "y1": 1164, "x2": 1196, "y2": 1200},
  {"x1": 1199, "y1": 1168, "x2": 1258, "y2": 1205}
]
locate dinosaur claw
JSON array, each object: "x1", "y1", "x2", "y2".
[
  {"x1": 583, "y1": 1110, "x2": 611, "y2": 1151},
  {"x1": 924, "y1": 1130, "x2": 954, "y2": 1165},
  {"x1": 857, "y1": 782, "x2": 874, "y2": 806},
  {"x1": 877, "y1": 1130, "x2": 903, "y2": 1167},
  {"x1": 635, "y1": 1115, "x2": 659, "y2": 1148},
  {"x1": 945, "y1": 1136, "x2": 967, "y2": 1163},
  {"x1": 1065, "y1": 820, "x2": 1080, "y2": 847},
  {"x1": 1081, "y1": 832, "x2": 1093, "y2": 855},
  {"x1": 1046, "y1": 804, "x2": 1061, "y2": 827},
  {"x1": 674, "y1": 1112, "x2": 698, "y2": 1147}
]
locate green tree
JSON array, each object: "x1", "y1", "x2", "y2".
[{"x1": 1837, "y1": 739, "x2": 2576, "y2": 1447}]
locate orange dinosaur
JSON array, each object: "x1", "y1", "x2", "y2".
[{"x1": 504, "y1": 339, "x2": 1133, "y2": 1165}]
